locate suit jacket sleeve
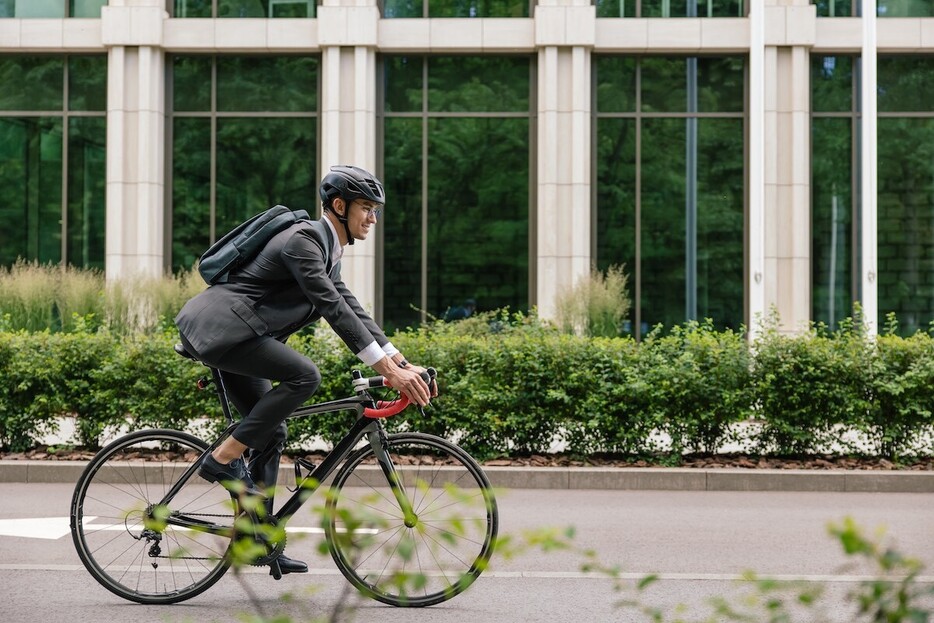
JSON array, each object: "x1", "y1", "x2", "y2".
[{"x1": 281, "y1": 228, "x2": 387, "y2": 357}]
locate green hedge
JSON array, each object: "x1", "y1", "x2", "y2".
[{"x1": 1, "y1": 315, "x2": 933, "y2": 461}]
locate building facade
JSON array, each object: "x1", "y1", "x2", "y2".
[{"x1": 1, "y1": 0, "x2": 932, "y2": 337}]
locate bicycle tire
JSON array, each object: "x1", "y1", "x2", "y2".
[
  {"x1": 70, "y1": 429, "x2": 235, "y2": 604},
  {"x1": 325, "y1": 432, "x2": 498, "y2": 607}
]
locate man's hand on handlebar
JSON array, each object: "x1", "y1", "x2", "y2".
[{"x1": 373, "y1": 357, "x2": 433, "y2": 407}]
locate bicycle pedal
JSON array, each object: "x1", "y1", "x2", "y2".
[{"x1": 269, "y1": 559, "x2": 283, "y2": 581}]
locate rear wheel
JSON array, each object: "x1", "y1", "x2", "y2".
[
  {"x1": 70, "y1": 429, "x2": 236, "y2": 604},
  {"x1": 326, "y1": 432, "x2": 498, "y2": 607}
]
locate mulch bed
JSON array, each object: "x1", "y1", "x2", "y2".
[{"x1": 4, "y1": 446, "x2": 933, "y2": 471}]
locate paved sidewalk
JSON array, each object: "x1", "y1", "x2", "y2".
[{"x1": 3, "y1": 460, "x2": 933, "y2": 492}]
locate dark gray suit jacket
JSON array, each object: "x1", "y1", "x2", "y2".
[{"x1": 176, "y1": 218, "x2": 389, "y2": 362}]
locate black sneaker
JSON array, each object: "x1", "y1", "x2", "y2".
[{"x1": 198, "y1": 454, "x2": 265, "y2": 497}]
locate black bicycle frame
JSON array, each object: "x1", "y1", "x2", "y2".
[{"x1": 160, "y1": 391, "x2": 415, "y2": 536}]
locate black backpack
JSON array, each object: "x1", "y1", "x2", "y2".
[{"x1": 198, "y1": 205, "x2": 310, "y2": 285}]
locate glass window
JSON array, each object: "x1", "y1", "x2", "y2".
[
  {"x1": 169, "y1": 55, "x2": 318, "y2": 272},
  {"x1": 812, "y1": 0, "x2": 854, "y2": 16},
  {"x1": 171, "y1": 0, "x2": 316, "y2": 18},
  {"x1": 877, "y1": 118, "x2": 934, "y2": 334},
  {"x1": 812, "y1": 55, "x2": 853, "y2": 113},
  {"x1": 381, "y1": 55, "x2": 532, "y2": 331},
  {"x1": 67, "y1": 117, "x2": 106, "y2": 268},
  {"x1": 875, "y1": 57, "x2": 934, "y2": 334},
  {"x1": 427, "y1": 56, "x2": 528, "y2": 112},
  {"x1": 383, "y1": 0, "x2": 529, "y2": 18},
  {"x1": 877, "y1": 0, "x2": 934, "y2": 16},
  {"x1": 0, "y1": 56, "x2": 106, "y2": 269},
  {"x1": 878, "y1": 57, "x2": 934, "y2": 113},
  {"x1": 595, "y1": 55, "x2": 745, "y2": 338},
  {"x1": 811, "y1": 55, "x2": 857, "y2": 330},
  {"x1": 216, "y1": 57, "x2": 318, "y2": 112},
  {"x1": 0, "y1": 0, "x2": 106, "y2": 17},
  {"x1": 68, "y1": 56, "x2": 107, "y2": 111},
  {"x1": 640, "y1": 57, "x2": 743, "y2": 114},
  {"x1": 596, "y1": 0, "x2": 745, "y2": 18},
  {"x1": 0, "y1": 57, "x2": 64, "y2": 111}
]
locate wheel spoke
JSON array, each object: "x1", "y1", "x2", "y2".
[
  {"x1": 71, "y1": 430, "x2": 233, "y2": 604},
  {"x1": 326, "y1": 433, "x2": 497, "y2": 607}
]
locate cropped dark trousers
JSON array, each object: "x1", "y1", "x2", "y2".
[{"x1": 181, "y1": 334, "x2": 321, "y2": 497}]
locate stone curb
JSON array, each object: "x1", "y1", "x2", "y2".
[{"x1": 3, "y1": 460, "x2": 934, "y2": 492}]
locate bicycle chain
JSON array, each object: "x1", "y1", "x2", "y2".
[{"x1": 142, "y1": 512, "x2": 285, "y2": 566}]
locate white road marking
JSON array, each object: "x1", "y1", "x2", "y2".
[
  {"x1": 0, "y1": 563, "x2": 929, "y2": 583},
  {"x1": 0, "y1": 517, "x2": 369, "y2": 540}
]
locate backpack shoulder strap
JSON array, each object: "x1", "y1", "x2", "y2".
[{"x1": 198, "y1": 205, "x2": 309, "y2": 285}]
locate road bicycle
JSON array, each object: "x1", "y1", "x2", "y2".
[{"x1": 70, "y1": 344, "x2": 498, "y2": 607}]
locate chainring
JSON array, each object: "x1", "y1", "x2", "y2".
[{"x1": 231, "y1": 510, "x2": 287, "y2": 567}]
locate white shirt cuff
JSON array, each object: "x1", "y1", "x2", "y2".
[
  {"x1": 356, "y1": 341, "x2": 386, "y2": 367},
  {"x1": 382, "y1": 342, "x2": 400, "y2": 357}
]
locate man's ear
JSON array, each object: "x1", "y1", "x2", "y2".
[{"x1": 332, "y1": 197, "x2": 345, "y2": 217}]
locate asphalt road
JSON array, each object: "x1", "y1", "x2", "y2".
[{"x1": 0, "y1": 482, "x2": 932, "y2": 623}]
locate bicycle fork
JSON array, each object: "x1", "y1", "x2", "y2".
[{"x1": 366, "y1": 426, "x2": 418, "y2": 527}]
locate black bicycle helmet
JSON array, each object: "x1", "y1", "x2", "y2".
[{"x1": 319, "y1": 165, "x2": 385, "y2": 245}]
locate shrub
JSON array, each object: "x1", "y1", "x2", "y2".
[
  {"x1": 750, "y1": 314, "x2": 870, "y2": 456},
  {"x1": 640, "y1": 321, "x2": 752, "y2": 455},
  {"x1": 862, "y1": 314, "x2": 934, "y2": 458}
]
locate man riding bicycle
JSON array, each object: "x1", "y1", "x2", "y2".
[{"x1": 175, "y1": 165, "x2": 432, "y2": 574}]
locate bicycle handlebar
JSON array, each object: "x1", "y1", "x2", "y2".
[{"x1": 355, "y1": 368, "x2": 436, "y2": 419}]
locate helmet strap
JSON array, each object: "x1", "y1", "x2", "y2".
[{"x1": 328, "y1": 200, "x2": 355, "y2": 246}]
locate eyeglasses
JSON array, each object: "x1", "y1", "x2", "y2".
[{"x1": 357, "y1": 203, "x2": 383, "y2": 220}]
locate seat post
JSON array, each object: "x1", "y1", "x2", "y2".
[{"x1": 210, "y1": 367, "x2": 236, "y2": 425}]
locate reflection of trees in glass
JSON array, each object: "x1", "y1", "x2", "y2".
[
  {"x1": 428, "y1": 56, "x2": 528, "y2": 112},
  {"x1": 383, "y1": 118, "x2": 423, "y2": 332},
  {"x1": 811, "y1": 118, "x2": 853, "y2": 329},
  {"x1": 877, "y1": 57, "x2": 934, "y2": 113},
  {"x1": 0, "y1": 56, "x2": 106, "y2": 269},
  {"x1": 877, "y1": 0, "x2": 933, "y2": 16},
  {"x1": 381, "y1": 55, "x2": 531, "y2": 330},
  {"x1": 877, "y1": 118, "x2": 934, "y2": 335},
  {"x1": 174, "y1": 0, "x2": 212, "y2": 17},
  {"x1": 694, "y1": 119, "x2": 743, "y2": 329},
  {"x1": 169, "y1": 55, "x2": 318, "y2": 272},
  {"x1": 383, "y1": 0, "x2": 528, "y2": 17},
  {"x1": 427, "y1": 117, "x2": 528, "y2": 317},
  {"x1": 217, "y1": 56, "x2": 318, "y2": 112},
  {"x1": 68, "y1": 56, "x2": 107, "y2": 112},
  {"x1": 595, "y1": 118, "x2": 636, "y2": 278},
  {"x1": 813, "y1": 0, "x2": 853, "y2": 16},
  {"x1": 811, "y1": 55, "x2": 852, "y2": 113},
  {"x1": 811, "y1": 54, "x2": 856, "y2": 329},
  {"x1": 596, "y1": 56, "x2": 744, "y2": 337},
  {"x1": 173, "y1": 56, "x2": 212, "y2": 112},
  {"x1": 0, "y1": 118, "x2": 64, "y2": 265},
  {"x1": 67, "y1": 117, "x2": 106, "y2": 269},
  {"x1": 641, "y1": 56, "x2": 743, "y2": 113},
  {"x1": 0, "y1": 57, "x2": 63, "y2": 111},
  {"x1": 596, "y1": 0, "x2": 744, "y2": 17},
  {"x1": 215, "y1": 117, "x2": 316, "y2": 232},
  {"x1": 171, "y1": 118, "x2": 211, "y2": 272},
  {"x1": 385, "y1": 57, "x2": 423, "y2": 113}
]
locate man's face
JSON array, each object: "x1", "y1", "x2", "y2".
[{"x1": 346, "y1": 198, "x2": 382, "y2": 241}]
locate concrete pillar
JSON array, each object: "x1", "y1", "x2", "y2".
[
  {"x1": 762, "y1": 0, "x2": 816, "y2": 334},
  {"x1": 101, "y1": 0, "x2": 167, "y2": 279},
  {"x1": 318, "y1": 0, "x2": 379, "y2": 313},
  {"x1": 534, "y1": 0, "x2": 594, "y2": 319}
]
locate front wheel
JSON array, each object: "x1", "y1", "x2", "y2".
[
  {"x1": 325, "y1": 432, "x2": 498, "y2": 607},
  {"x1": 70, "y1": 429, "x2": 236, "y2": 604}
]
